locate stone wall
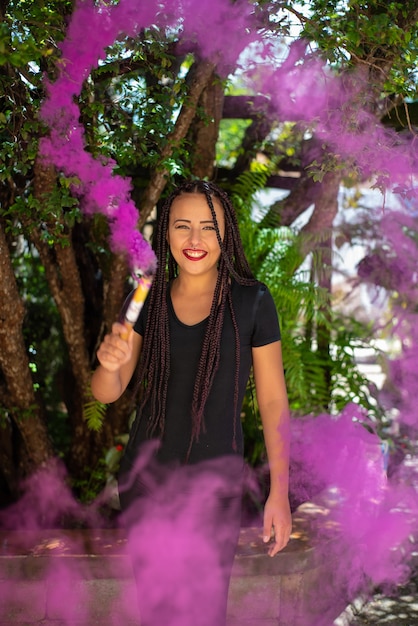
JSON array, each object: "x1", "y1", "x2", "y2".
[{"x1": 0, "y1": 501, "x2": 346, "y2": 625}]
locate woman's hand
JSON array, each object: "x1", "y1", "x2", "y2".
[
  {"x1": 91, "y1": 323, "x2": 142, "y2": 404},
  {"x1": 263, "y1": 493, "x2": 292, "y2": 557},
  {"x1": 96, "y1": 322, "x2": 135, "y2": 372}
]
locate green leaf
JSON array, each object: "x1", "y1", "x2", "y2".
[{"x1": 83, "y1": 398, "x2": 107, "y2": 432}]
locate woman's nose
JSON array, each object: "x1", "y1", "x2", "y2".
[{"x1": 188, "y1": 227, "x2": 201, "y2": 247}]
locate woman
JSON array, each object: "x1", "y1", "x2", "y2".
[{"x1": 91, "y1": 180, "x2": 291, "y2": 626}]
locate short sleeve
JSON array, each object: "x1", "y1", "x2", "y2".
[{"x1": 251, "y1": 285, "x2": 281, "y2": 347}]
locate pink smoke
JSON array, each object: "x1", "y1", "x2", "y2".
[
  {"x1": 247, "y1": 40, "x2": 418, "y2": 192},
  {"x1": 290, "y1": 404, "x2": 416, "y2": 607}
]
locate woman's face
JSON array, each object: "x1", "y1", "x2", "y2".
[{"x1": 167, "y1": 192, "x2": 225, "y2": 278}]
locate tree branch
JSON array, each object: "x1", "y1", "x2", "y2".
[{"x1": 138, "y1": 58, "x2": 216, "y2": 225}]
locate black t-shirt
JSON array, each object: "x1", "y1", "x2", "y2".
[{"x1": 128, "y1": 280, "x2": 281, "y2": 464}]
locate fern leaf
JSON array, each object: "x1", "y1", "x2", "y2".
[{"x1": 83, "y1": 398, "x2": 107, "y2": 431}]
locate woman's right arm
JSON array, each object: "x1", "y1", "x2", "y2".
[{"x1": 91, "y1": 322, "x2": 143, "y2": 404}]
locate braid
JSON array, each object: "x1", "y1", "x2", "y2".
[
  {"x1": 132, "y1": 179, "x2": 258, "y2": 457},
  {"x1": 131, "y1": 201, "x2": 171, "y2": 439},
  {"x1": 228, "y1": 288, "x2": 241, "y2": 452}
]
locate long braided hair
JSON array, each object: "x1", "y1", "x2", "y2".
[{"x1": 133, "y1": 180, "x2": 257, "y2": 456}]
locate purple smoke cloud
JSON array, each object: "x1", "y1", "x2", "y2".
[
  {"x1": 39, "y1": 0, "x2": 162, "y2": 274},
  {"x1": 291, "y1": 404, "x2": 416, "y2": 610},
  {"x1": 250, "y1": 40, "x2": 418, "y2": 191}
]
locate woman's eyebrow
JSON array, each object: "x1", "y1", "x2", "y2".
[{"x1": 172, "y1": 218, "x2": 215, "y2": 224}]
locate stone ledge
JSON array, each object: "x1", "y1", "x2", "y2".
[
  {"x1": 0, "y1": 502, "x2": 328, "y2": 576},
  {"x1": 0, "y1": 501, "x2": 344, "y2": 625}
]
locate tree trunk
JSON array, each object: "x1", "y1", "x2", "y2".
[
  {"x1": 314, "y1": 235, "x2": 333, "y2": 410},
  {"x1": 190, "y1": 73, "x2": 224, "y2": 179},
  {"x1": 0, "y1": 223, "x2": 53, "y2": 487},
  {"x1": 28, "y1": 159, "x2": 107, "y2": 476},
  {"x1": 299, "y1": 170, "x2": 342, "y2": 258},
  {"x1": 102, "y1": 254, "x2": 130, "y2": 337},
  {"x1": 301, "y1": 171, "x2": 341, "y2": 409}
]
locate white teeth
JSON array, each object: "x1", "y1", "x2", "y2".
[{"x1": 186, "y1": 250, "x2": 205, "y2": 258}]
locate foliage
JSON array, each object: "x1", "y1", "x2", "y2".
[
  {"x1": 83, "y1": 396, "x2": 108, "y2": 433},
  {"x1": 216, "y1": 119, "x2": 254, "y2": 168},
  {"x1": 90, "y1": 31, "x2": 195, "y2": 180},
  {"x1": 72, "y1": 458, "x2": 108, "y2": 505},
  {"x1": 299, "y1": 0, "x2": 418, "y2": 97},
  {"x1": 73, "y1": 434, "x2": 128, "y2": 504}
]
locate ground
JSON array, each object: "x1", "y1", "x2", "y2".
[{"x1": 336, "y1": 575, "x2": 418, "y2": 625}]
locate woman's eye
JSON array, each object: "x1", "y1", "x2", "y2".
[
  {"x1": 203, "y1": 225, "x2": 216, "y2": 231},
  {"x1": 175, "y1": 224, "x2": 189, "y2": 229}
]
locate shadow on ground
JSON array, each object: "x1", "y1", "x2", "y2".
[{"x1": 336, "y1": 577, "x2": 418, "y2": 625}]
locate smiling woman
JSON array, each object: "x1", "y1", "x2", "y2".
[
  {"x1": 167, "y1": 193, "x2": 226, "y2": 324},
  {"x1": 91, "y1": 179, "x2": 291, "y2": 626},
  {"x1": 168, "y1": 192, "x2": 225, "y2": 280}
]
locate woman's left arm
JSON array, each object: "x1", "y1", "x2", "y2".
[{"x1": 252, "y1": 340, "x2": 292, "y2": 557}]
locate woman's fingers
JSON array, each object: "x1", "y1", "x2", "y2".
[{"x1": 97, "y1": 324, "x2": 133, "y2": 369}]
